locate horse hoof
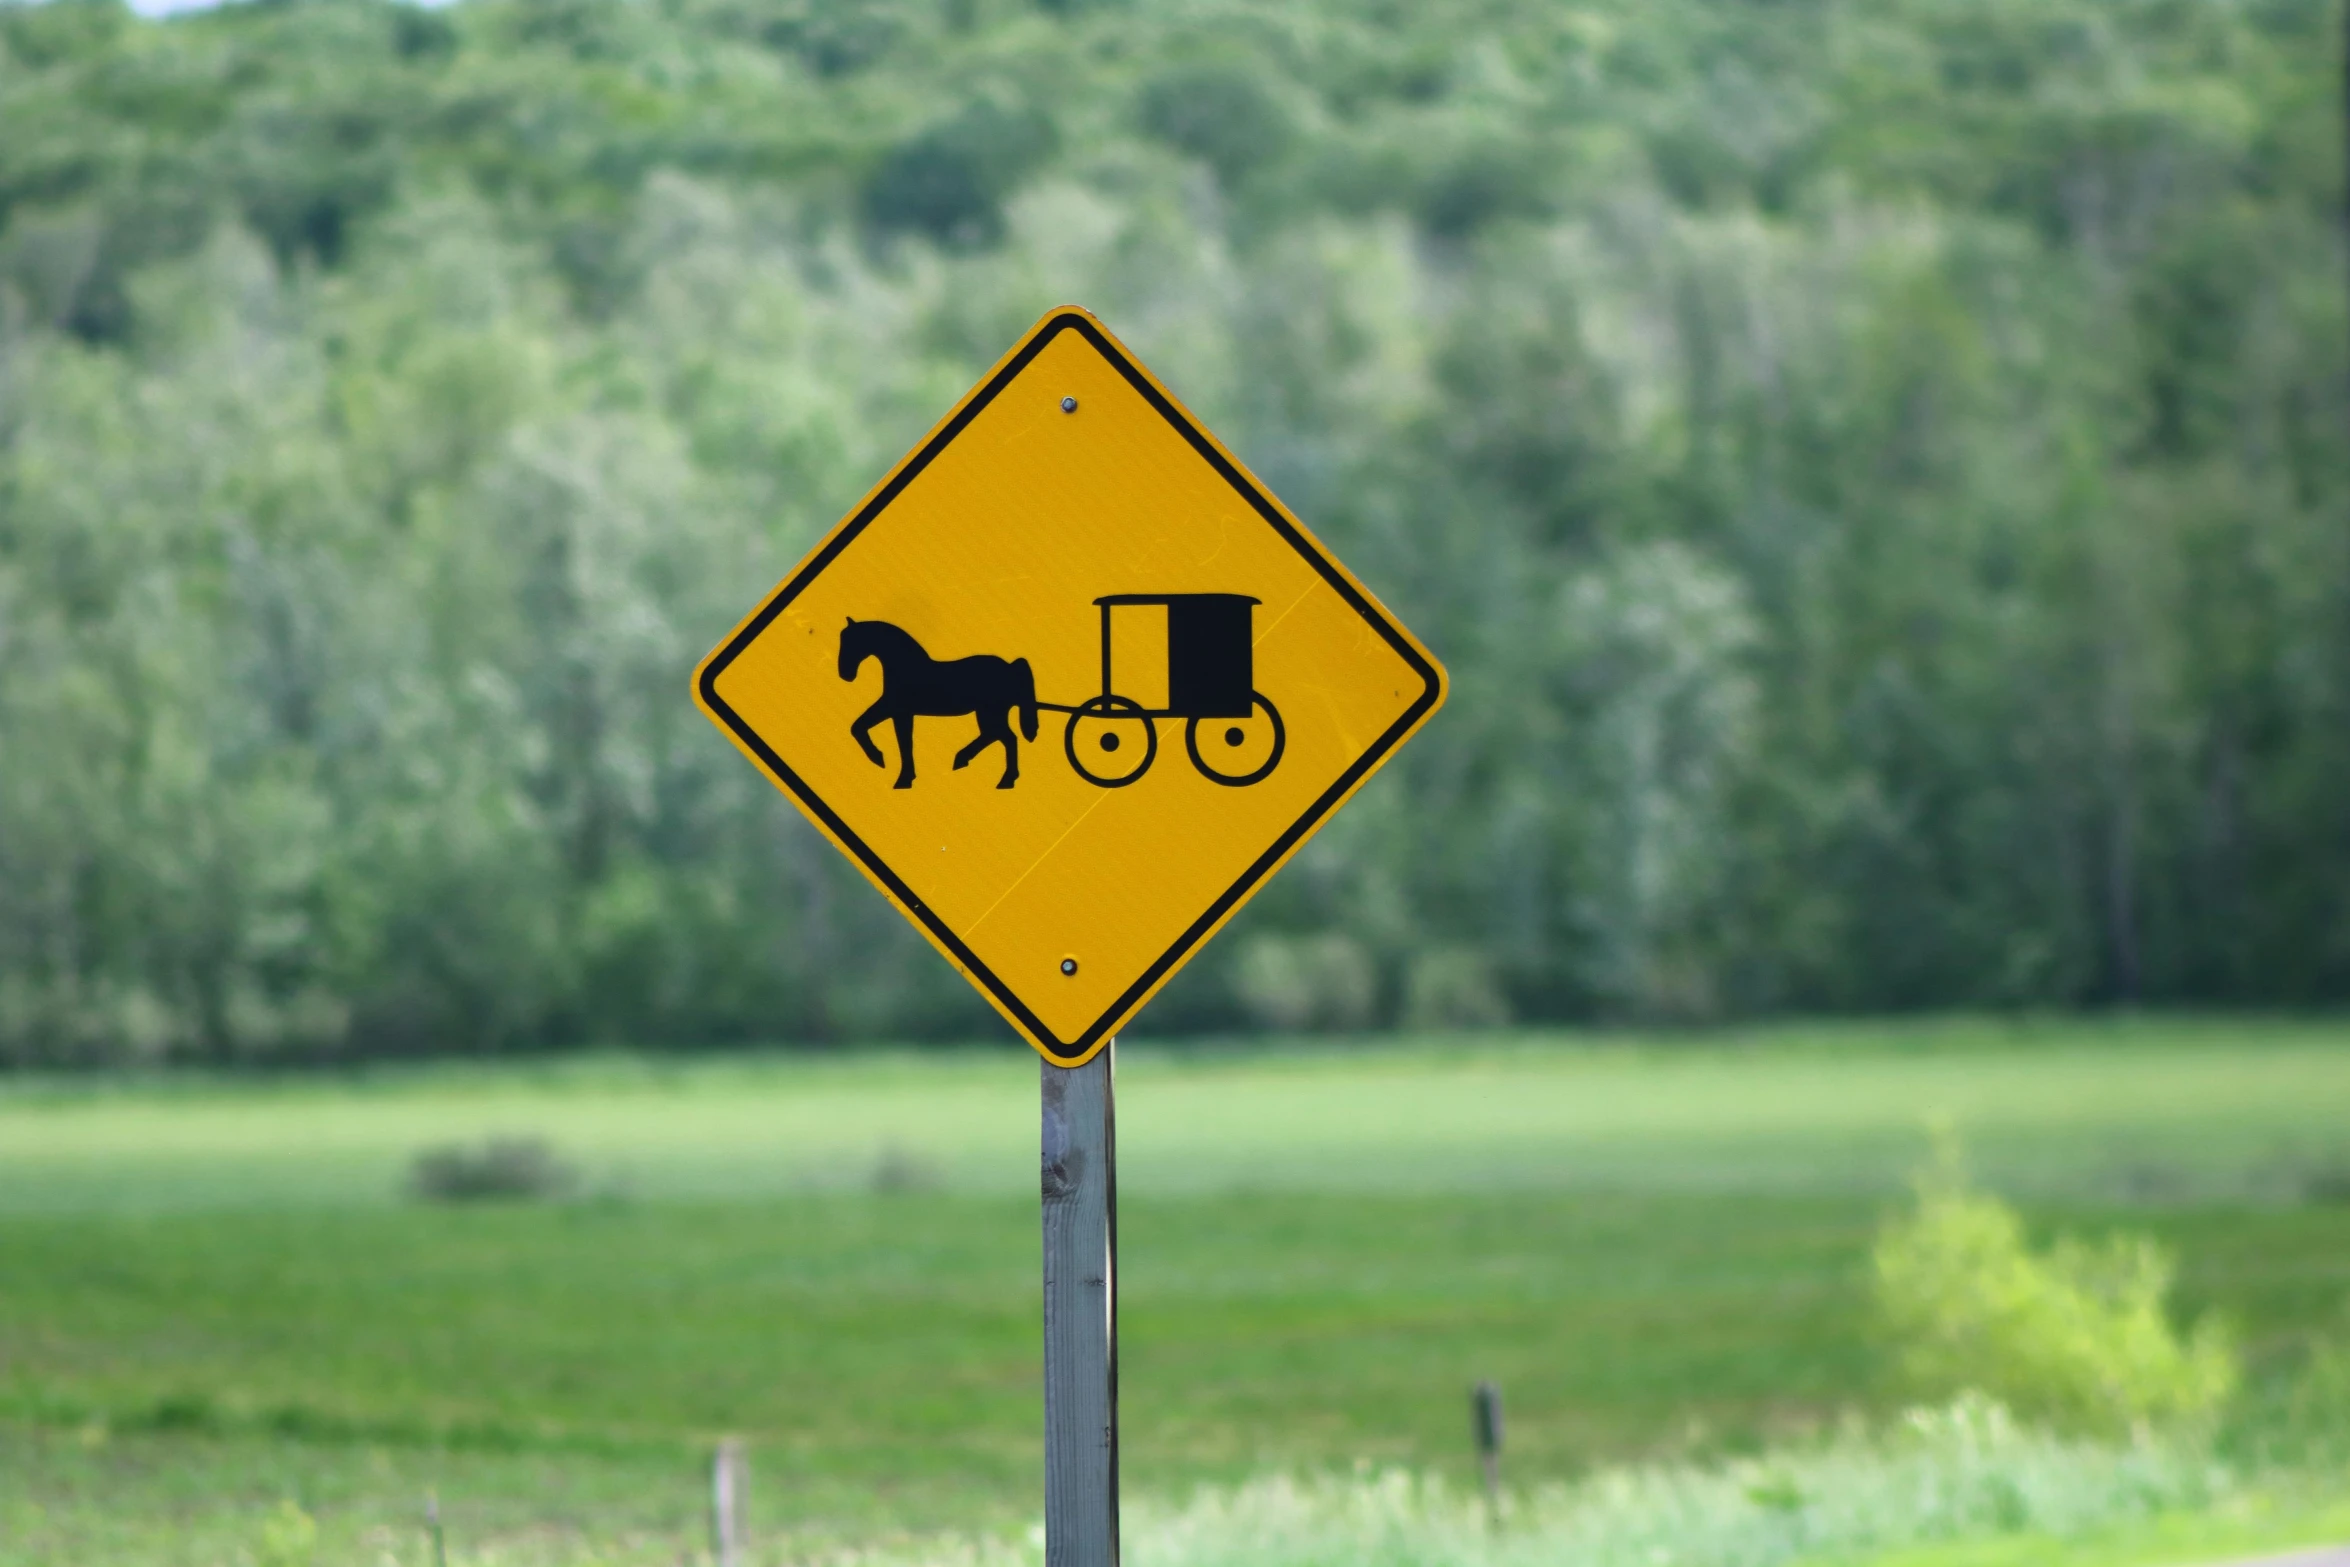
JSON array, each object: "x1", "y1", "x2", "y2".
[
  {"x1": 894, "y1": 778, "x2": 915, "y2": 790},
  {"x1": 997, "y1": 778, "x2": 1017, "y2": 789}
]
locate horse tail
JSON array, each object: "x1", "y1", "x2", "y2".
[{"x1": 1013, "y1": 658, "x2": 1039, "y2": 741}]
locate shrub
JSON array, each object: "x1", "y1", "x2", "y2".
[
  {"x1": 1873, "y1": 1139, "x2": 2238, "y2": 1437},
  {"x1": 2279, "y1": 1310, "x2": 2350, "y2": 1459},
  {"x1": 1235, "y1": 933, "x2": 1377, "y2": 1032},
  {"x1": 255, "y1": 1499, "x2": 317, "y2": 1567},
  {"x1": 870, "y1": 1141, "x2": 946, "y2": 1195},
  {"x1": 2300, "y1": 1158, "x2": 2350, "y2": 1205},
  {"x1": 1138, "y1": 64, "x2": 1293, "y2": 186},
  {"x1": 1415, "y1": 144, "x2": 1552, "y2": 238},
  {"x1": 407, "y1": 1136, "x2": 576, "y2": 1204},
  {"x1": 1402, "y1": 947, "x2": 1512, "y2": 1029},
  {"x1": 862, "y1": 102, "x2": 1058, "y2": 246}
]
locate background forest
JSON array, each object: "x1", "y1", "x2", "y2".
[{"x1": 0, "y1": 0, "x2": 2344, "y2": 1065}]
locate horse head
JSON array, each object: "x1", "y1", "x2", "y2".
[{"x1": 840, "y1": 617, "x2": 923, "y2": 683}]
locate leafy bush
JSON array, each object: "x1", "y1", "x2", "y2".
[
  {"x1": 1414, "y1": 143, "x2": 1552, "y2": 238},
  {"x1": 870, "y1": 1141, "x2": 946, "y2": 1194},
  {"x1": 1138, "y1": 63, "x2": 1293, "y2": 186},
  {"x1": 2276, "y1": 1310, "x2": 2350, "y2": 1460},
  {"x1": 2300, "y1": 1160, "x2": 2350, "y2": 1205},
  {"x1": 1235, "y1": 933, "x2": 1378, "y2": 1032},
  {"x1": 407, "y1": 1136, "x2": 576, "y2": 1204},
  {"x1": 862, "y1": 102, "x2": 1059, "y2": 246},
  {"x1": 1873, "y1": 1141, "x2": 2238, "y2": 1437},
  {"x1": 1401, "y1": 947, "x2": 1512, "y2": 1029},
  {"x1": 254, "y1": 1498, "x2": 317, "y2": 1567}
]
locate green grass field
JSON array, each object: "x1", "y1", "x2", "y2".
[{"x1": 4, "y1": 1018, "x2": 2349, "y2": 1563}]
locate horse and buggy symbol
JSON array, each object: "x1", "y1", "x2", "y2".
[{"x1": 839, "y1": 593, "x2": 1286, "y2": 791}]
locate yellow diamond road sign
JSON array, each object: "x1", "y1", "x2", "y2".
[{"x1": 694, "y1": 306, "x2": 1445, "y2": 1066}]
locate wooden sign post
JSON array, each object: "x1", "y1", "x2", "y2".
[
  {"x1": 692, "y1": 305, "x2": 1442, "y2": 1559},
  {"x1": 1041, "y1": 1045, "x2": 1118, "y2": 1562}
]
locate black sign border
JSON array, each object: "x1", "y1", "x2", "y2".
[{"x1": 698, "y1": 310, "x2": 1443, "y2": 1065}]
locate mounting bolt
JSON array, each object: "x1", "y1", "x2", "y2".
[
  {"x1": 1060, "y1": 396, "x2": 1077, "y2": 413},
  {"x1": 1060, "y1": 958, "x2": 1078, "y2": 976}
]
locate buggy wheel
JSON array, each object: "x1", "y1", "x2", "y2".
[
  {"x1": 1065, "y1": 694, "x2": 1157, "y2": 787},
  {"x1": 1186, "y1": 693, "x2": 1285, "y2": 786}
]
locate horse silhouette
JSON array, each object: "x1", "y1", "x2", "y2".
[{"x1": 839, "y1": 618, "x2": 1039, "y2": 789}]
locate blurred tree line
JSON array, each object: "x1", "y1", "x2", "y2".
[{"x1": 0, "y1": 0, "x2": 2343, "y2": 1064}]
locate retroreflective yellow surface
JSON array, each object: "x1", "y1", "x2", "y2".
[{"x1": 694, "y1": 307, "x2": 1444, "y2": 1065}]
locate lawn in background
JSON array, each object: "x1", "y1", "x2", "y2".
[{"x1": 3, "y1": 1017, "x2": 2349, "y2": 1562}]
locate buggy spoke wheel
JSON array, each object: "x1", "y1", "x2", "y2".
[
  {"x1": 1185, "y1": 693, "x2": 1284, "y2": 786},
  {"x1": 1065, "y1": 694, "x2": 1157, "y2": 787}
]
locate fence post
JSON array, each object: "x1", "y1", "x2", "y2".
[
  {"x1": 1472, "y1": 1380, "x2": 1504, "y2": 1529},
  {"x1": 712, "y1": 1438, "x2": 744, "y2": 1567},
  {"x1": 1042, "y1": 1043, "x2": 1118, "y2": 1565}
]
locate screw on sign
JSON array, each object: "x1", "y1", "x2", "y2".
[{"x1": 693, "y1": 306, "x2": 1445, "y2": 1564}]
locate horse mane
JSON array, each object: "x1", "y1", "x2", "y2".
[{"x1": 844, "y1": 618, "x2": 926, "y2": 660}]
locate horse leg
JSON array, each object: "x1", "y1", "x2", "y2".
[
  {"x1": 952, "y1": 712, "x2": 1016, "y2": 785},
  {"x1": 990, "y1": 708, "x2": 1019, "y2": 788},
  {"x1": 952, "y1": 711, "x2": 1019, "y2": 787},
  {"x1": 850, "y1": 698, "x2": 892, "y2": 768},
  {"x1": 891, "y1": 712, "x2": 917, "y2": 788}
]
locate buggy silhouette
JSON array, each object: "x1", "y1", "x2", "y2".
[{"x1": 1042, "y1": 594, "x2": 1285, "y2": 788}]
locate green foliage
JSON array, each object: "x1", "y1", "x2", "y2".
[
  {"x1": 1111, "y1": 1401, "x2": 2234, "y2": 1567},
  {"x1": 864, "y1": 101, "x2": 1061, "y2": 247},
  {"x1": 1874, "y1": 1141, "x2": 2239, "y2": 1437},
  {"x1": 1138, "y1": 63, "x2": 1293, "y2": 187},
  {"x1": 4, "y1": 1026, "x2": 2349, "y2": 1520},
  {"x1": 18, "y1": 1408, "x2": 2346, "y2": 1567},
  {"x1": 408, "y1": 1135, "x2": 577, "y2": 1204},
  {"x1": 2274, "y1": 1309, "x2": 2350, "y2": 1462},
  {"x1": 0, "y1": 0, "x2": 2343, "y2": 1061},
  {"x1": 2, "y1": 1027, "x2": 2349, "y2": 1554},
  {"x1": 1234, "y1": 930, "x2": 1378, "y2": 1031},
  {"x1": 254, "y1": 1497, "x2": 318, "y2": 1567}
]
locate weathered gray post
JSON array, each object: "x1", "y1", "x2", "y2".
[
  {"x1": 1472, "y1": 1380, "x2": 1504, "y2": 1530},
  {"x1": 711, "y1": 1437, "x2": 744, "y2": 1567},
  {"x1": 1042, "y1": 1043, "x2": 1118, "y2": 1565}
]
